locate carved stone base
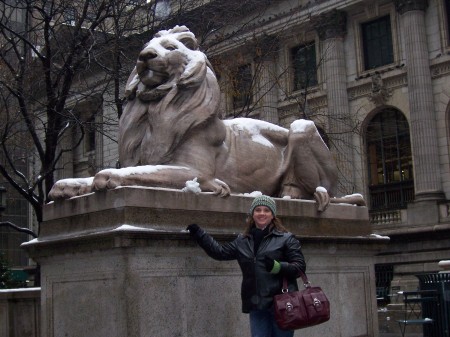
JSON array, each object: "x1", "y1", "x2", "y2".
[{"x1": 24, "y1": 188, "x2": 386, "y2": 337}]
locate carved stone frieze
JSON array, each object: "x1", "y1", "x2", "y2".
[
  {"x1": 348, "y1": 83, "x2": 373, "y2": 100},
  {"x1": 348, "y1": 72, "x2": 407, "y2": 101},
  {"x1": 278, "y1": 108, "x2": 296, "y2": 120},
  {"x1": 308, "y1": 95, "x2": 328, "y2": 110},
  {"x1": 430, "y1": 58, "x2": 450, "y2": 78},
  {"x1": 364, "y1": 3, "x2": 379, "y2": 19}
]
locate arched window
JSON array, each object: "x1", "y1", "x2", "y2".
[{"x1": 366, "y1": 109, "x2": 414, "y2": 210}]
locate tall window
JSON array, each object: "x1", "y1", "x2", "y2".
[
  {"x1": 375, "y1": 264, "x2": 394, "y2": 304},
  {"x1": 362, "y1": 16, "x2": 394, "y2": 70},
  {"x1": 232, "y1": 64, "x2": 252, "y2": 109},
  {"x1": 0, "y1": 160, "x2": 29, "y2": 267},
  {"x1": 84, "y1": 113, "x2": 96, "y2": 154},
  {"x1": 3, "y1": 0, "x2": 26, "y2": 32},
  {"x1": 446, "y1": 0, "x2": 450, "y2": 43},
  {"x1": 291, "y1": 42, "x2": 317, "y2": 91},
  {"x1": 1, "y1": 0, "x2": 26, "y2": 60},
  {"x1": 366, "y1": 109, "x2": 414, "y2": 210}
]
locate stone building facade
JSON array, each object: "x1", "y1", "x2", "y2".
[
  {"x1": 5, "y1": 0, "x2": 449, "y2": 309},
  {"x1": 200, "y1": 0, "x2": 450, "y2": 296},
  {"x1": 57, "y1": 0, "x2": 450, "y2": 295}
]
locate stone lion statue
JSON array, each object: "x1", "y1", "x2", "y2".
[{"x1": 49, "y1": 26, "x2": 364, "y2": 210}]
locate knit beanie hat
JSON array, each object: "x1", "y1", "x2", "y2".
[{"x1": 249, "y1": 195, "x2": 276, "y2": 216}]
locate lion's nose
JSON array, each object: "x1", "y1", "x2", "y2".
[{"x1": 139, "y1": 48, "x2": 157, "y2": 61}]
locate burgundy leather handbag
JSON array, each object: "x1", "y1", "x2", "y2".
[{"x1": 273, "y1": 272, "x2": 330, "y2": 330}]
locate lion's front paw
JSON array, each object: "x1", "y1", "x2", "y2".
[
  {"x1": 314, "y1": 190, "x2": 331, "y2": 212},
  {"x1": 211, "y1": 179, "x2": 231, "y2": 197},
  {"x1": 48, "y1": 178, "x2": 94, "y2": 200},
  {"x1": 93, "y1": 169, "x2": 122, "y2": 191}
]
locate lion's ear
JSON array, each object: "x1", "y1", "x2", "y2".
[{"x1": 178, "y1": 34, "x2": 198, "y2": 50}]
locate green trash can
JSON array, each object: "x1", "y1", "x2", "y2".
[{"x1": 416, "y1": 273, "x2": 450, "y2": 337}]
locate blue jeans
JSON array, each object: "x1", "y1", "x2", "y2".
[{"x1": 249, "y1": 309, "x2": 294, "y2": 337}]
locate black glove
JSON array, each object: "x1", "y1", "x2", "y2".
[
  {"x1": 264, "y1": 255, "x2": 275, "y2": 272},
  {"x1": 186, "y1": 223, "x2": 200, "y2": 236},
  {"x1": 264, "y1": 255, "x2": 281, "y2": 274}
]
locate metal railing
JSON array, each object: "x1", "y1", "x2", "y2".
[{"x1": 369, "y1": 180, "x2": 414, "y2": 211}]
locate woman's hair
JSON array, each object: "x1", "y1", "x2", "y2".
[{"x1": 243, "y1": 216, "x2": 289, "y2": 236}]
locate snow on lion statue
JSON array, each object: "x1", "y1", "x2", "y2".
[{"x1": 49, "y1": 25, "x2": 365, "y2": 210}]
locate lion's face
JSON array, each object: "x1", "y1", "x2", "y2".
[
  {"x1": 137, "y1": 36, "x2": 188, "y2": 88},
  {"x1": 126, "y1": 26, "x2": 208, "y2": 101}
]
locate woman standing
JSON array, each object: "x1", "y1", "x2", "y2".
[{"x1": 187, "y1": 195, "x2": 306, "y2": 337}]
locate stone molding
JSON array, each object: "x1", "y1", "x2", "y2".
[
  {"x1": 394, "y1": 0, "x2": 428, "y2": 15},
  {"x1": 348, "y1": 71, "x2": 407, "y2": 101},
  {"x1": 279, "y1": 69, "x2": 408, "y2": 108}
]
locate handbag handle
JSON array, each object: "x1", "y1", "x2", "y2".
[{"x1": 282, "y1": 271, "x2": 311, "y2": 293}]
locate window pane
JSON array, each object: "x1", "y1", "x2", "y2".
[
  {"x1": 362, "y1": 16, "x2": 393, "y2": 70},
  {"x1": 366, "y1": 109, "x2": 414, "y2": 210},
  {"x1": 291, "y1": 42, "x2": 317, "y2": 91},
  {"x1": 84, "y1": 113, "x2": 96, "y2": 153},
  {"x1": 0, "y1": 182, "x2": 29, "y2": 266},
  {"x1": 232, "y1": 64, "x2": 252, "y2": 108},
  {"x1": 446, "y1": 0, "x2": 450, "y2": 43}
]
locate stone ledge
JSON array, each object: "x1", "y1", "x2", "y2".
[
  {"x1": 22, "y1": 226, "x2": 388, "y2": 258},
  {"x1": 41, "y1": 187, "x2": 370, "y2": 239}
]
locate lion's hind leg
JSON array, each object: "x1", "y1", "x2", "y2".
[
  {"x1": 48, "y1": 177, "x2": 94, "y2": 200},
  {"x1": 281, "y1": 120, "x2": 338, "y2": 204}
]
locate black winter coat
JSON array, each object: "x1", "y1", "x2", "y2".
[{"x1": 191, "y1": 226, "x2": 306, "y2": 313}]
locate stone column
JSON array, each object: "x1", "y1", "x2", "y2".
[
  {"x1": 395, "y1": 0, "x2": 444, "y2": 201},
  {"x1": 254, "y1": 37, "x2": 279, "y2": 124},
  {"x1": 313, "y1": 10, "x2": 354, "y2": 195}
]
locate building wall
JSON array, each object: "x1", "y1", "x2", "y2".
[
  {"x1": 205, "y1": 0, "x2": 450, "y2": 293},
  {"x1": 33, "y1": 0, "x2": 450, "y2": 293}
]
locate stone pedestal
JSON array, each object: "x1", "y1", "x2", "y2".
[{"x1": 23, "y1": 187, "x2": 386, "y2": 337}]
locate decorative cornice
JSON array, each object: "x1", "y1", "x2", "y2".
[
  {"x1": 312, "y1": 10, "x2": 347, "y2": 40},
  {"x1": 394, "y1": 0, "x2": 428, "y2": 15}
]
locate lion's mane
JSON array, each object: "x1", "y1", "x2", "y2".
[{"x1": 118, "y1": 26, "x2": 220, "y2": 167}]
